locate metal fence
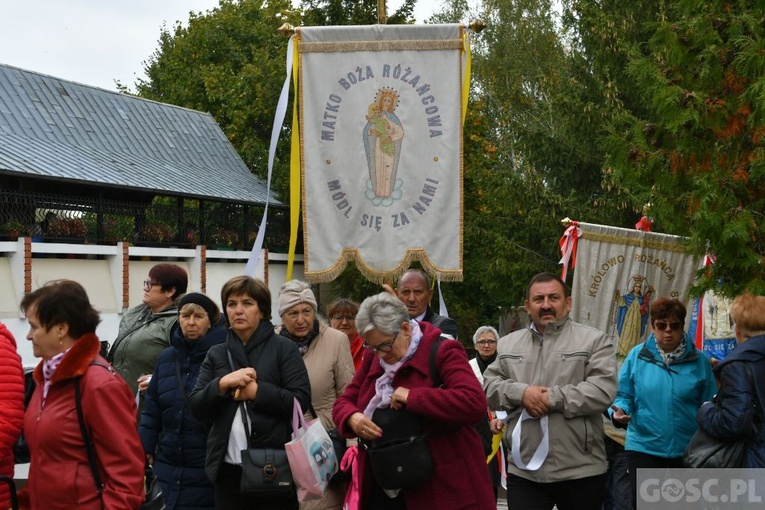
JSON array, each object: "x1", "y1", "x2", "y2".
[{"x1": 0, "y1": 190, "x2": 294, "y2": 252}]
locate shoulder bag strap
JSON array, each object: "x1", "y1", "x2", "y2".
[
  {"x1": 75, "y1": 364, "x2": 108, "y2": 495},
  {"x1": 742, "y1": 362, "x2": 764, "y2": 426},
  {"x1": 227, "y1": 349, "x2": 253, "y2": 448},
  {"x1": 429, "y1": 337, "x2": 446, "y2": 388}
]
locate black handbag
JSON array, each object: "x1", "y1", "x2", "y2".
[
  {"x1": 683, "y1": 362, "x2": 761, "y2": 468},
  {"x1": 364, "y1": 407, "x2": 434, "y2": 490},
  {"x1": 228, "y1": 351, "x2": 294, "y2": 497},
  {"x1": 683, "y1": 428, "x2": 748, "y2": 468},
  {"x1": 239, "y1": 445, "x2": 294, "y2": 496},
  {"x1": 365, "y1": 435, "x2": 434, "y2": 490},
  {"x1": 327, "y1": 428, "x2": 349, "y2": 480},
  {"x1": 142, "y1": 465, "x2": 166, "y2": 510}
]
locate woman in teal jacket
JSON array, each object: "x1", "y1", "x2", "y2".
[{"x1": 610, "y1": 298, "x2": 716, "y2": 509}]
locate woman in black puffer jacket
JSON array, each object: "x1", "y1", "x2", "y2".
[{"x1": 139, "y1": 293, "x2": 225, "y2": 510}]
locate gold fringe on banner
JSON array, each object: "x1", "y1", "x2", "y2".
[
  {"x1": 580, "y1": 232, "x2": 688, "y2": 253},
  {"x1": 304, "y1": 249, "x2": 463, "y2": 285},
  {"x1": 299, "y1": 39, "x2": 463, "y2": 53}
]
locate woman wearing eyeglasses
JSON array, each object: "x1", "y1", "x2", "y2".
[
  {"x1": 328, "y1": 298, "x2": 364, "y2": 371},
  {"x1": 332, "y1": 292, "x2": 494, "y2": 509},
  {"x1": 469, "y1": 326, "x2": 506, "y2": 501},
  {"x1": 609, "y1": 298, "x2": 716, "y2": 509},
  {"x1": 108, "y1": 263, "x2": 188, "y2": 397},
  {"x1": 277, "y1": 281, "x2": 355, "y2": 510}
]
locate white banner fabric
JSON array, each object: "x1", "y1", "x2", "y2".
[
  {"x1": 569, "y1": 222, "x2": 702, "y2": 358},
  {"x1": 298, "y1": 24, "x2": 464, "y2": 282}
]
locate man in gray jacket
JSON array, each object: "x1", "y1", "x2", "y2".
[{"x1": 484, "y1": 272, "x2": 617, "y2": 510}]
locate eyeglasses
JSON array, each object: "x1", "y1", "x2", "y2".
[
  {"x1": 476, "y1": 340, "x2": 497, "y2": 346},
  {"x1": 331, "y1": 314, "x2": 356, "y2": 322},
  {"x1": 143, "y1": 280, "x2": 159, "y2": 291},
  {"x1": 654, "y1": 320, "x2": 683, "y2": 331},
  {"x1": 363, "y1": 333, "x2": 398, "y2": 353}
]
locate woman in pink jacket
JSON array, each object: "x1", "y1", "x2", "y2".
[
  {"x1": 18, "y1": 280, "x2": 145, "y2": 510},
  {"x1": 0, "y1": 323, "x2": 24, "y2": 509},
  {"x1": 333, "y1": 292, "x2": 494, "y2": 509}
]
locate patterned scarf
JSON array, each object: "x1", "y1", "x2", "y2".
[
  {"x1": 363, "y1": 320, "x2": 422, "y2": 418},
  {"x1": 659, "y1": 337, "x2": 687, "y2": 366},
  {"x1": 279, "y1": 320, "x2": 320, "y2": 354},
  {"x1": 42, "y1": 348, "x2": 70, "y2": 404}
]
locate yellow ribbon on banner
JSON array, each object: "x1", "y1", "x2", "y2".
[
  {"x1": 287, "y1": 37, "x2": 301, "y2": 280},
  {"x1": 462, "y1": 32, "x2": 471, "y2": 125}
]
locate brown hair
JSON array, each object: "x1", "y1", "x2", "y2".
[
  {"x1": 220, "y1": 276, "x2": 272, "y2": 322},
  {"x1": 20, "y1": 280, "x2": 100, "y2": 339},
  {"x1": 327, "y1": 298, "x2": 359, "y2": 319},
  {"x1": 149, "y1": 263, "x2": 188, "y2": 299},
  {"x1": 650, "y1": 298, "x2": 687, "y2": 323},
  {"x1": 730, "y1": 293, "x2": 765, "y2": 339},
  {"x1": 526, "y1": 272, "x2": 570, "y2": 299}
]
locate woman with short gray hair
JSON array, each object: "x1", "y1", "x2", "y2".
[
  {"x1": 333, "y1": 292, "x2": 494, "y2": 508},
  {"x1": 355, "y1": 292, "x2": 409, "y2": 339}
]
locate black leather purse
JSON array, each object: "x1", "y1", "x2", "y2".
[
  {"x1": 239, "y1": 438, "x2": 294, "y2": 496},
  {"x1": 363, "y1": 407, "x2": 434, "y2": 490},
  {"x1": 365, "y1": 434, "x2": 434, "y2": 490},
  {"x1": 227, "y1": 350, "x2": 294, "y2": 497}
]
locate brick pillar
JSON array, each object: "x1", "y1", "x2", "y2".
[
  {"x1": 23, "y1": 238, "x2": 31, "y2": 294},
  {"x1": 122, "y1": 242, "x2": 130, "y2": 310},
  {"x1": 200, "y1": 246, "x2": 207, "y2": 293}
]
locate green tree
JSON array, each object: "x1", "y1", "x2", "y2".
[
  {"x1": 301, "y1": 0, "x2": 416, "y2": 26},
  {"x1": 596, "y1": 0, "x2": 765, "y2": 295},
  {"x1": 136, "y1": 0, "x2": 300, "y2": 196}
]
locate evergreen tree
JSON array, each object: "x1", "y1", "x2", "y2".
[{"x1": 598, "y1": 0, "x2": 765, "y2": 295}]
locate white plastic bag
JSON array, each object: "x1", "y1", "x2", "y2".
[{"x1": 285, "y1": 398, "x2": 339, "y2": 501}]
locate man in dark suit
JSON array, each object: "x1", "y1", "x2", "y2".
[{"x1": 386, "y1": 268, "x2": 458, "y2": 339}]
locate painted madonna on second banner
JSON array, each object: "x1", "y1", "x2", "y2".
[{"x1": 614, "y1": 275, "x2": 654, "y2": 357}]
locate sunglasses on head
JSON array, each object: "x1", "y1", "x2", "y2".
[{"x1": 654, "y1": 320, "x2": 683, "y2": 331}]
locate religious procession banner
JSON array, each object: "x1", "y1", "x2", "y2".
[
  {"x1": 686, "y1": 256, "x2": 738, "y2": 362},
  {"x1": 296, "y1": 24, "x2": 467, "y2": 283},
  {"x1": 564, "y1": 222, "x2": 702, "y2": 359}
]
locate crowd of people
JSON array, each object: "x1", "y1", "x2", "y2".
[{"x1": 1, "y1": 265, "x2": 763, "y2": 510}]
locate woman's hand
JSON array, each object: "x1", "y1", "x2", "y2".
[
  {"x1": 137, "y1": 374, "x2": 152, "y2": 394},
  {"x1": 611, "y1": 405, "x2": 631, "y2": 425},
  {"x1": 390, "y1": 387, "x2": 410, "y2": 410},
  {"x1": 235, "y1": 380, "x2": 258, "y2": 401},
  {"x1": 348, "y1": 411, "x2": 382, "y2": 440},
  {"x1": 218, "y1": 368, "x2": 257, "y2": 396}
]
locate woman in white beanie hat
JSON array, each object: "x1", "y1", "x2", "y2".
[{"x1": 278, "y1": 280, "x2": 355, "y2": 510}]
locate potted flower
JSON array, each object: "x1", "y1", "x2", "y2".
[
  {"x1": 46, "y1": 217, "x2": 88, "y2": 241},
  {"x1": 102, "y1": 218, "x2": 134, "y2": 243},
  {"x1": 0, "y1": 220, "x2": 26, "y2": 240},
  {"x1": 139, "y1": 223, "x2": 174, "y2": 245},
  {"x1": 210, "y1": 227, "x2": 239, "y2": 249}
]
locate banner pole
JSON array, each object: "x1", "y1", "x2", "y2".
[{"x1": 377, "y1": 0, "x2": 386, "y2": 24}]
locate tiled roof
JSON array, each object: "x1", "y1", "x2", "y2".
[{"x1": 0, "y1": 63, "x2": 278, "y2": 205}]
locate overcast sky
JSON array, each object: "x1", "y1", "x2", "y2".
[{"x1": 0, "y1": 0, "x2": 443, "y2": 92}]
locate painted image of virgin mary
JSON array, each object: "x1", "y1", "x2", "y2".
[
  {"x1": 363, "y1": 88, "x2": 404, "y2": 206},
  {"x1": 614, "y1": 275, "x2": 654, "y2": 357}
]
